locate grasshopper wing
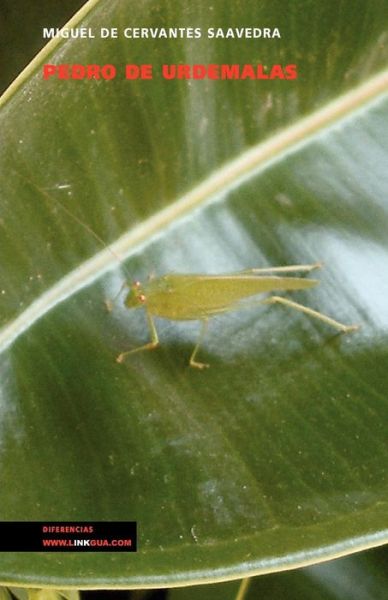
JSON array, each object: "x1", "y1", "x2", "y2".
[{"x1": 145, "y1": 273, "x2": 318, "y2": 320}]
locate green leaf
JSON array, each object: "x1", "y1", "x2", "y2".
[
  {"x1": 0, "y1": 589, "x2": 14, "y2": 600},
  {"x1": 170, "y1": 546, "x2": 388, "y2": 600},
  {"x1": 0, "y1": 0, "x2": 387, "y2": 590},
  {"x1": 7, "y1": 589, "x2": 80, "y2": 600}
]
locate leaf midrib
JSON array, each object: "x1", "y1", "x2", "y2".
[{"x1": 0, "y1": 69, "x2": 387, "y2": 354}]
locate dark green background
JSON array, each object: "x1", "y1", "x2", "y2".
[{"x1": 0, "y1": 0, "x2": 83, "y2": 94}]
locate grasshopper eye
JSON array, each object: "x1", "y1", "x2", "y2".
[{"x1": 138, "y1": 293, "x2": 146, "y2": 303}]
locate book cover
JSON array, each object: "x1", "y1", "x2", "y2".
[{"x1": 0, "y1": 0, "x2": 387, "y2": 598}]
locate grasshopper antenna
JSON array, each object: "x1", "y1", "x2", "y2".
[{"x1": 17, "y1": 172, "x2": 133, "y2": 305}]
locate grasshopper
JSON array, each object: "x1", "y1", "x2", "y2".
[
  {"x1": 114, "y1": 264, "x2": 359, "y2": 369},
  {"x1": 40, "y1": 187, "x2": 359, "y2": 369}
]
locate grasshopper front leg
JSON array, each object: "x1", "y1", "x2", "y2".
[
  {"x1": 105, "y1": 281, "x2": 129, "y2": 313},
  {"x1": 116, "y1": 309, "x2": 159, "y2": 363}
]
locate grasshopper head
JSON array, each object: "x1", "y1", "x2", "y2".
[{"x1": 125, "y1": 280, "x2": 147, "y2": 308}]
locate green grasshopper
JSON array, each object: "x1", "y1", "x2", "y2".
[
  {"x1": 41, "y1": 188, "x2": 359, "y2": 369},
  {"x1": 114, "y1": 263, "x2": 359, "y2": 369}
]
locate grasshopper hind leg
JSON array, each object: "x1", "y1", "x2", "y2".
[
  {"x1": 262, "y1": 296, "x2": 359, "y2": 332},
  {"x1": 238, "y1": 262, "x2": 322, "y2": 275},
  {"x1": 189, "y1": 319, "x2": 210, "y2": 369}
]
